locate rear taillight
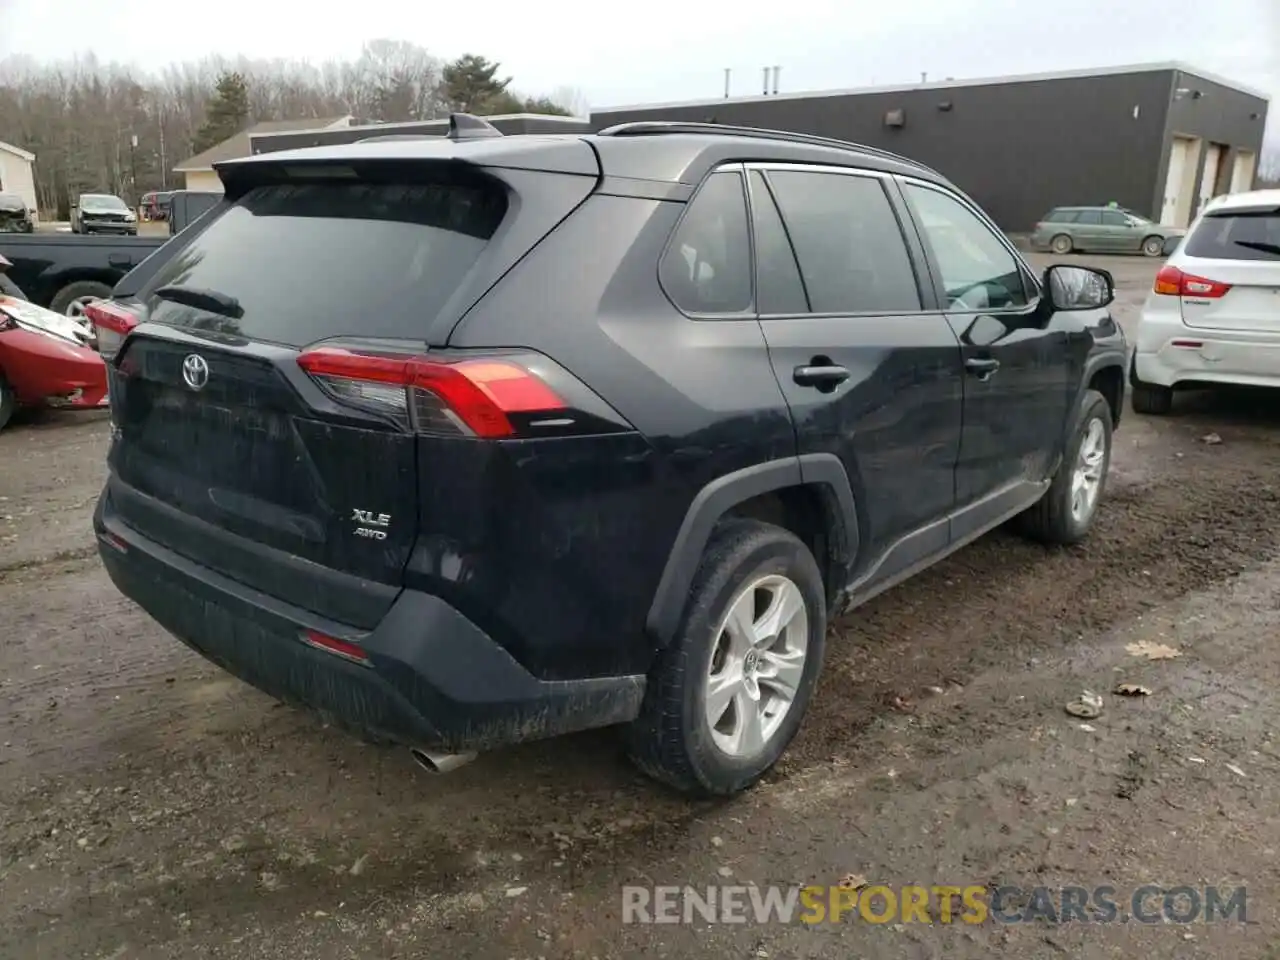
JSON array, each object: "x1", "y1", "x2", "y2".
[
  {"x1": 84, "y1": 301, "x2": 141, "y2": 360},
  {"x1": 296, "y1": 347, "x2": 567, "y2": 438},
  {"x1": 1154, "y1": 265, "x2": 1232, "y2": 299},
  {"x1": 300, "y1": 629, "x2": 370, "y2": 666}
]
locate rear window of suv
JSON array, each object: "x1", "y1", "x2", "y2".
[
  {"x1": 140, "y1": 178, "x2": 508, "y2": 346},
  {"x1": 1184, "y1": 207, "x2": 1280, "y2": 261}
]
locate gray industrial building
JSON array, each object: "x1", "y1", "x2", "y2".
[
  {"x1": 248, "y1": 63, "x2": 1269, "y2": 234},
  {"x1": 591, "y1": 62, "x2": 1269, "y2": 232}
]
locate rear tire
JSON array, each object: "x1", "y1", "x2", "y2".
[
  {"x1": 1017, "y1": 389, "x2": 1112, "y2": 545},
  {"x1": 1130, "y1": 357, "x2": 1174, "y2": 415},
  {"x1": 626, "y1": 519, "x2": 827, "y2": 796},
  {"x1": 49, "y1": 280, "x2": 113, "y2": 317},
  {"x1": 1051, "y1": 234, "x2": 1073, "y2": 255}
]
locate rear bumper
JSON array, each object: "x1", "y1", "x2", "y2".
[
  {"x1": 1135, "y1": 300, "x2": 1280, "y2": 389},
  {"x1": 94, "y1": 491, "x2": 645, "y2": 753}
]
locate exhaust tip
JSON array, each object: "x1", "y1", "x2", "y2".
[{"x1": 410, "y1": 748, "x2": 478, "y2": 775}]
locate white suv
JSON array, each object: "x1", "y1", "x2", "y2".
[{"x1": 1132, "y1": 189, "x2": 1280, "y2": 414}]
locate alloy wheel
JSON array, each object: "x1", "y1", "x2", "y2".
[
  {"x1": 704, "y1": 574, "x2": 809, "y2": 758},
  {"x1": 1071, "y1": 417, "x2": 1107, "y2": 523}
]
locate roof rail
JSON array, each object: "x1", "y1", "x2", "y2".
[
  {"x1": 595, "y1": 121, "x2": 942, "y2": 178},
  {"x1": 448, "y1": 113, "x2": 503, "y2": 140}
]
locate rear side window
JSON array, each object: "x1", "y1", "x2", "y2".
[
  {"x1": 748, "y1": 171, "x2": 809, "y2": 315},
  {"x1": 766, "y1": 170, "x2": 921, "y2": 314},
  {"x1": 1044, "y1": 209, "x2": 1077, "y2": 223},
  {"x1": 660, "y1": 171, "x2": 753, "y2": 314},
  {"x1": 1074, "y1": 209, "x2": 1102, "y2": 225},
  {"x1": 140, "y1": 178, "x2": 508, "y2": 346},
  {"x1": 1185, "y1": 209, "x2": 1280, "y2": 261}
]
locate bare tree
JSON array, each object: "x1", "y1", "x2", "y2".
[{"x1": 0, "y1": 40, "x2": 579, "y2": 217}]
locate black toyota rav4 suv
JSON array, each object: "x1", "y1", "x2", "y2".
[{"x1": 89, "y1": 115, "x2": 1126, "y2": 797}]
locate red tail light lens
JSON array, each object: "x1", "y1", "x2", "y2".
[
  {"x1": 1154, "y1": 265, "x2": 1232, "y2": 299},
  {"x1": 300, "y1": 629, "x2": 370, "y2": 666},
  {"x1": 84, "y1": 301, "x2": 141, "y2": 360},
  {"x1": 296, "y1": 347, "x2": 567, "y2": 438}
]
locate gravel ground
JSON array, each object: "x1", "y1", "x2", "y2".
[{"x1": 4, "y1": 255, "x2": 1280, "y2": 959}]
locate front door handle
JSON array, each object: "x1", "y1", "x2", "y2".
[
  {"x1": 108, "y1": 253, "x2": 132, "y2": 268},
  {"x1": 793, "y1": 364, "x2": 850, "y2": 388},
  {"x1": 964, "y1": 357, "x2": 1000, "y2": 380}
]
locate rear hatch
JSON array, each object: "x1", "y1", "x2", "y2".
[
  {"x1": 1175, "y1": 203, "x2": 1280, "y2": 332},
  {"x1": 99, "y1": 148, "x2": 600, "y2": 628}
]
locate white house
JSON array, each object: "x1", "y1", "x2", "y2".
[
  {"x1": 0, "y1": 140, "x2": 38, "y2": 219},
  {"x1": 173, "y1": 117, "x2": 354, "y2": 193}
]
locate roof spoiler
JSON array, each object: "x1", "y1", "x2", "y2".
[{"x1": 354, "y1": 113, "x2": 504, "y2": 145}]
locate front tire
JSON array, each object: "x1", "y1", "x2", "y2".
[
  {"x1": 0, "y1": 376, "x2": 15, "y2": 433},
  {"x1": 626, "y1": 519, "x2": 827, "y2": 796},
  {"x1": 1017, "y1": 389, "x2": 1112, "y2": 545},
  {"x1": 1141, "y1": 235, "x2": 1166, "y2": 257}
]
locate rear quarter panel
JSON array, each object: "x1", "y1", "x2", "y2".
[{"x1": 443, "y1": 193, "x2": 797, "y2": 679}]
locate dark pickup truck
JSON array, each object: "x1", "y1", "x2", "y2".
[{"x1": 0, "y1": 190, "x2": 221, "y2": 316}]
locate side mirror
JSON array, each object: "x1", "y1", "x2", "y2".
[
  {"x1": 1162, "y1": 235, "x2": 1181, "y2": 257},
  {"x1": 1044, "y1": 264, "x2": 1114, "y2": 311}
]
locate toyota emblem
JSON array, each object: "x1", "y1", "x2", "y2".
[{"x1": 182, "y1": 353, "x2": 210, "y2": 391}]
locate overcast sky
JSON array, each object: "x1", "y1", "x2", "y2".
[{"x1": 1, "y1": 0, "x2": 1275, "y2": 143}]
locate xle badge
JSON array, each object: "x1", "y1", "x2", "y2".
[{"x1": 352, "y1": 509, "x2": 391, "y2": 540}]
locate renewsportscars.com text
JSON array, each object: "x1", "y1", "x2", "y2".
[{"x1": 621, "y1": 884, "x2": 1247, "y2": 925}]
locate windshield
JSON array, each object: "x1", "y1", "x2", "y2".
[
  {"x1": 139, "y1": 177, "x2": 508, "y2": 347},
  {"x1": 1185, "y1": 209, "x2": 1280, "y2": 261},
  {"x1": 81, "y1": 194, "x2": 129, "y2": 212}
]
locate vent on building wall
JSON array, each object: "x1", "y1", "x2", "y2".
[{"x1": 884, "y1": 109, "x2": 906, "y2": 128}]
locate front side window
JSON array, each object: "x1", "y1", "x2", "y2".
[
  {"x1": 1101, "y1": 210, "x2": 1128, "y2": 226},
  {"x1": 904, "y1": 183, "x2": 1029, "y2": 311},
  {"x1": 766, "y1": 169, "x2": 921, "y2": 314},
  {"x1": 660, "y1": 170, "x2": 752, "y2": 314}
]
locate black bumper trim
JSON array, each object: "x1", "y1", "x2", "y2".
[{"x1": 95, "y1": 493, "x2": 646, "y2": 752}]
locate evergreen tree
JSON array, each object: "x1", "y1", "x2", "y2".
[
  {"x1": 192, "y1": 72, "x2": 250, "y2": 154},
  {"x1": 441, "y1": 55, "x2": 512, "y2": 114}
]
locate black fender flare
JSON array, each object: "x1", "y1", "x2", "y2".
[
  {"x1": 645, "y1": 453, "x2": 859, "y2": 645},
  {"x1": 1077, "y1": 348, "x2": 1127, "y2": 420}
]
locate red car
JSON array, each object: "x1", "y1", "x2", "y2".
[{"x1": 0, "y1": 256, "x2": 107, "y2": 431}]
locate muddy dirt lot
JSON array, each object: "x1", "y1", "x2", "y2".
[{"x1": 4, "y1": 254, "x2": 1280, "y2": 959}]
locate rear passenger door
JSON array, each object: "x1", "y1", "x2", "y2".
[
  {"x1": 898, "y1": 178, "x2": 1073, "y2": 530},
  {"x1": 749, "y1": 164, "x2": 965, "y2": 589},
  {"x1": 1071, "y1": 208, "x2": 1104, "y2": 251}
]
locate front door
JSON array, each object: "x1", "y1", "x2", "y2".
[
  {"x1": 1070, "y1": 208, "x2": 1105, "y2": 252},
  {"x1": 897, "y1": 179, "x2": 1075, "y2": 537},
  {"x1": 1100, "y1": 208, "x2": 1141, "y2": 253},
  {"x1": 749, "y1": 164, "x2": 965, "y2": 588}
]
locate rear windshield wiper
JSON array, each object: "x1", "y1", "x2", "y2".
[
  {"x1": 153, "y1": 285, "x2": 243, "y2": 319},
  {"x1": 1232, "y1": 240, "x2": 1280, "y2": 257}
]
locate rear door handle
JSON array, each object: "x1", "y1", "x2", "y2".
[
  {"x1": 793, "y1": 364, "x2": 850, "y2": 388},
  {"x1": 108, "y1": 253, "x2": 132, "y2": 268},
  {"x1": 964, "y1": 357, "x2": 1000, "y2": 380}
]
